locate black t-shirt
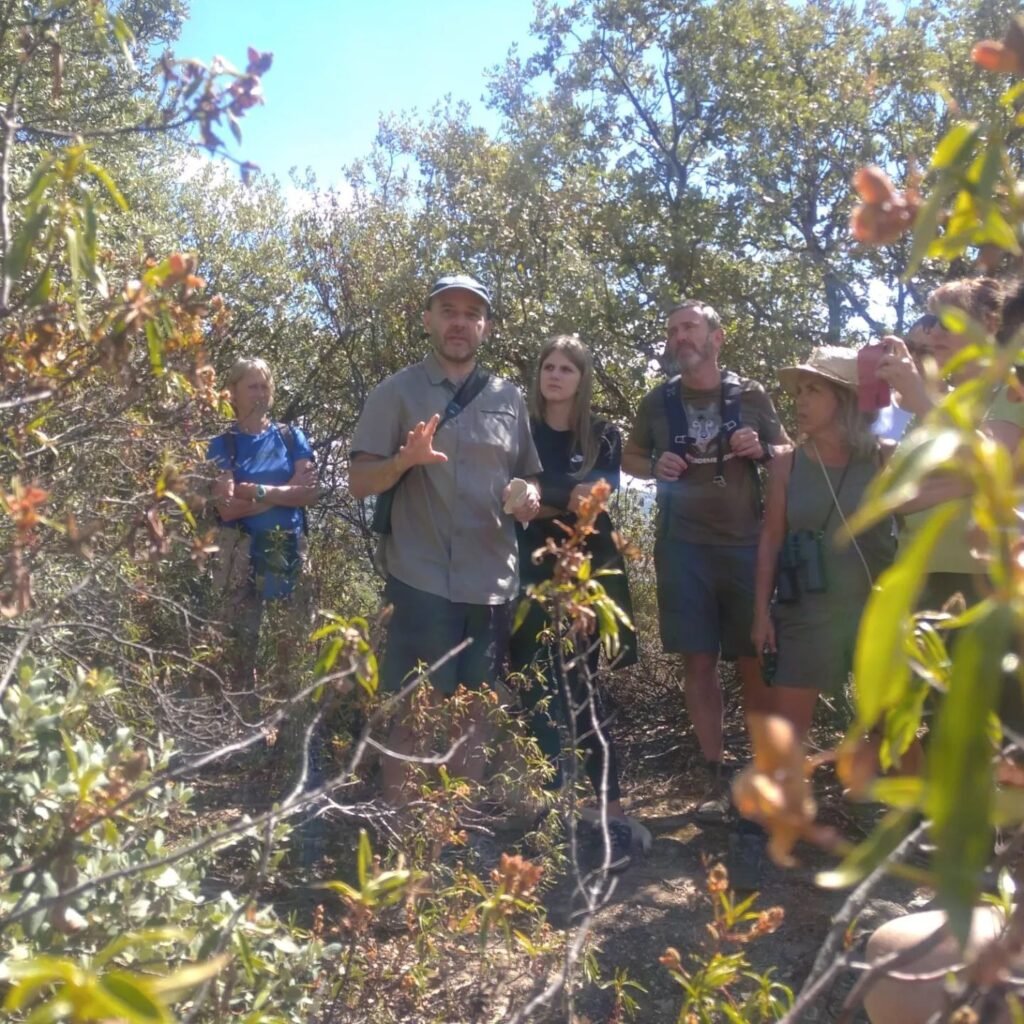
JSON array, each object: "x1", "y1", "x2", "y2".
[{"x1": 517, "y1": 417, "x2": 621, "y2": 582}]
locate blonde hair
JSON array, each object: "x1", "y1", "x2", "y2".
[
  {"x1": 529, "y1": 335, "x2": 600, "y2": 478},
  {"x1": 225, "y1": 357, "x2": 274, "y2": 407},
  {"x1": 827, "y1": 379, "x2": 878, "y2": 460}
]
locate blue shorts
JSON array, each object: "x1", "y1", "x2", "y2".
[
  {"x1": 380, "y1": 576, "x2": 510, "y2": 696},
  {"x1": 654, "y1": 539, "x2": 757, "y2": 660}
]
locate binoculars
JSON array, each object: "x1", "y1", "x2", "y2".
[{"x1": 775, "y1": 529, "x2": 827, "y2": 603}]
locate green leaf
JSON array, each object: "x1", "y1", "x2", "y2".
[
  {"x1": 869, "y1": 776, "x2": 925, "y2": 809},
  {"x1": 511, "y1": 596, "x2": 532, "y2": 635},
  {"x1": 85, "y1": 160, "x2": 129, "y2": 211},
  {"x1": 903, "y1": 185, "x2": 948, "y2": 280},
  {"x1": 976, "y1": 137, "x2": 1004, "y2": 203},
  {"x1": 148, "y1": 955, "x2": 228, "y2": 998},
  {"x1": 313, "y1": 637, "x2": 341, "y2": 676},
  {"x1": 111, "y1": 14, "x2": 136, "y2": 70},
  {"x1": 99, "y1": 973, "x2": 169, "y2": 1023},
  {"x1": 853, "y1": 504, "x2": 958, "y2": 729},
  {"x1": 24, "y1": 268, "x2": 52, "y2": 305},
  {"x1": 843, "y1": 428, "x2": 962, "y2": 537},
  {"x1": 163, "y1": 490, "x2": 197, "y2": 530},
  {"x1": 926, "y1": 604, "x2": 1012, "y2": 948},
  {"x1": 152, "y1": 866, "x2": 180, "y2": 889},
  {"x1": 817, "y1": 808, "x2": 918, "y2": 888},
  {"x1": 357, "y1": 828, "x2": 371, "y2": 889},
  {"x1": 145, "y1": 320, "x2": 164, "y2": 375},
  {"x1": 930, "y1": 122, "x2": 978, "y2": 171},
  {"x1": 5, "y1": 207, "x2": 49, "y2": 283}
]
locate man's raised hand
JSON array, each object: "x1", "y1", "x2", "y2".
[{"x1": 396, "y1": 414, "x2": 448, "y2": 471}]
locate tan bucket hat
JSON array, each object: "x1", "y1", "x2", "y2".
[{"x1": 777, "y1": 345, "x2": 859, "y2": 393}]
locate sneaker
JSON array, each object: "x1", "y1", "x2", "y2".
[
  {"x1": 694, "y1": 766, "x2": 733, "y2": 824},
  {"x1": 588, "y1": 818, "x2": 633, "y2": 874},
  {"x1": 726, "y1": 828, "x2": 767, "y2": 891}
]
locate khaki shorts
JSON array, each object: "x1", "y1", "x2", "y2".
[{"x1": 211, "y1": 526, "x2": 314, "y2": 636}]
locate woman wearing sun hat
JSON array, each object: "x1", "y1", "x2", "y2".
[{"x1": 751, "y1": 346, "x2": 896, "y2": 740}]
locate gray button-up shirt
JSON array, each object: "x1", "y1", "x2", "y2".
[{"x1": 351, "y1": 353, "x2": 542, "y2": 605}]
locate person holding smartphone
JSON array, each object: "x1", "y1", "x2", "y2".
[{"x1": 875, "y1": 277, "x2": 1024, "y2": 611}]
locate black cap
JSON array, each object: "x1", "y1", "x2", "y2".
[{"x1": 426, "y1": 273, "x2": 491, "y2": 312}]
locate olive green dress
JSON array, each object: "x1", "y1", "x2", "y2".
[{"x1": 773, "y1": 448, "x2": 896, "y2": 692}]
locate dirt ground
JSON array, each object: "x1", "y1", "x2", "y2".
[
  {"x1": 543, "y1": 669, "x2": 927, "y2": 1023},
  {"x1": 194, "y1": 665, "x2": 927, "y2": 1023}
]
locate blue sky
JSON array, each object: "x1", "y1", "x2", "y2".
[{"x1": 175, "y1": 0, "x2": 540, "y2": 186}]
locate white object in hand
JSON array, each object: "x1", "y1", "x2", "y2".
[{"x1": 503, "y1": 477, "x2": 529, "y2": 514}]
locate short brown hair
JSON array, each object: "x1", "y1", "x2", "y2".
[
  {"x1": 667, "y1": 299, "x2": 722, "y2": 333},
  {"x1": 927, "y1": 277, "x2": 1005, "y2": 330}
]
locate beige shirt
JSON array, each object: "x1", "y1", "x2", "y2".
[{"x1": 351, "y1": 353, "x2": 542, "y2": 605}]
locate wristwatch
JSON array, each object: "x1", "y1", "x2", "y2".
[
  {"x1": 757, "y1": 443, "x2": 774, "y2": 465},
  {"x1": 255, "y1": 484, "x2": 267, "y2": 500}
]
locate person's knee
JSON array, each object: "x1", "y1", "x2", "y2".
[{"x1": 682, "y1": 653, "x2": 719, "y2": 690}]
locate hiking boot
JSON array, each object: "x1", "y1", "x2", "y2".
[
  {"x1": 587, "y1": 817, "x2": 633, "y2": 874},
  {"x1": 694, "y1": 764, "x2": 734, "y2": 824},
  {"x1": 726, "y1": 827, "x2": 767, "y2": 892}
]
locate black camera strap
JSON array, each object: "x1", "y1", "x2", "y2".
[{"x1": 439, "y1": 363, "x2": 492, "y2": 430}]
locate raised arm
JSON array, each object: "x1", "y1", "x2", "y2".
[{"x1": 349, "y1": 414, "x2": 447, "y2": 500}]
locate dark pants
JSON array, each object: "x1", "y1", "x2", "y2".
[
  {"x1": 509, "y1": 598, "x2": 623, "y2": 803},
  {"x1": 654, "y1": 538, "x2": 758, "y2": 659},
  {"x1": 380, "y1": 576, "x2": 510, "y2": 696}
]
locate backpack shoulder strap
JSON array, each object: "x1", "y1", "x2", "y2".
[
  {"x1": 719, "y1": 370, "x2": 744, "y2": 433},
  {"x1": 276, "y1": 422, "x2": 296, "y2": 457},
  {"x1": 661, "y1": 376, "x2": 693, "y2": 457},
  {"x1": 274, "y1": 422, "x2": 310, "y2": 537},
  {"x1": 221, "y1": 430, "x2": 237, "y2": 470}
]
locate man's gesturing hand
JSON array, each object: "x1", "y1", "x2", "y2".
[{"x1": 396, "y1": 414, "x2": 448, "y2": 471}]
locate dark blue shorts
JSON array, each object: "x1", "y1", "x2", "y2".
[
  {"x1": 654, "y1": 539, "x2": 757, "y2": 660},
  {"x1": 380, "y1": 576, "x2": 510, "y2": 696}
]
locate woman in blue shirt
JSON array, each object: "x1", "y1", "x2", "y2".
[{"x1": 208, "y1": 357, "x2": 319, "y2": 694}]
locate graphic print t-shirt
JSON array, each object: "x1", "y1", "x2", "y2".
[{"x1": 628, "y1": 376, "x2": 784, "y2": 545}]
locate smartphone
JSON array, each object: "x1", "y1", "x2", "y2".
[
  {"x1": 761, "y1": 647, "x2": 778, "y2": 685},
  {"x1": 857, "y1": 342, "x2": 892, "y2": 413}
]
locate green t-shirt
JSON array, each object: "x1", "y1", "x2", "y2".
[
  {"x1": 899, "y1": 385, "x2": 1024, "y2": 574},
  {"x1": 628, "y1": 374, "x2": 784, "y2": 545}
]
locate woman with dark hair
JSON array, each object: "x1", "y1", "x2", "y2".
[
  {"x1": 752, "y1": 346, "x2": 896, "y2": 741},
  {"x1": 509, "y1": 334, "x2": 638, "y2": 870}
]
